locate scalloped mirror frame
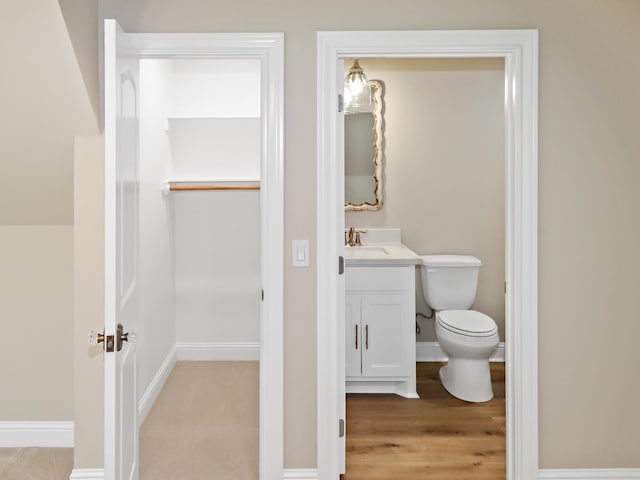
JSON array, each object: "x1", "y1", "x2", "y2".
[{"x1": 345, "y1": 79, "x2": 384, "y2": 211}]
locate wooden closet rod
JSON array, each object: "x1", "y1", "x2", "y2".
[{"x1": 169, "y1": 184, "x2": 260, "y2": 192}]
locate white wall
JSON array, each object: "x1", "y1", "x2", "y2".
[
  {"x1": 168, "y1": 118, "x2": 261, "y2": 180},
  {"x1": 138, "y1": 59, "x2": 262, "y2": 357},
  {"x1": 173, "y1": 191, "x2": 261, "y2": 344},
  {"x1": 137, "y1": 59, "x2": 177, "y2": 407},
  {"x1": 169, "y1": 59, "x2": 260, "y2": 118},
  {"x1": 166, "y1": 59, "x2": 262, "y2": 348}
]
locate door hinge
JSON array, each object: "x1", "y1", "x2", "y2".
[
  {"x1": 261, "y1": 289, "x2": 264, "y2": 301},
  {"x1": 339, "y1": 418, "x2": 345, "y2": 438},
  {"x1": 338, "y1": 94, "x2": 344, "y2": 113},
  {"x1": 338, "y1": 256, "x2": 344, "y2": 275}
]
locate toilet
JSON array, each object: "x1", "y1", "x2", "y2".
[{"x1": 420, "y1": 255, "x2": 499, "y2": 403}]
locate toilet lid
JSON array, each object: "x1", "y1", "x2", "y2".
[{"x1": 438, "y1": 310, "x2": 497, "y2": 337}]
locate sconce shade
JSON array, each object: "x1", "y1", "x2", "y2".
[{"x1": 344, "y1": 59, "x2": 372, "y2": 114}]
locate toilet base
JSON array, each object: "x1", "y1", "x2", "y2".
[{"x1": 439, "y1": 358, "x2": 494, "y2": 403}]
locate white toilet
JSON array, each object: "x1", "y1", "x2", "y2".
[{"x1": 420, "y1": 255, "x2": 499, "y2": 403}]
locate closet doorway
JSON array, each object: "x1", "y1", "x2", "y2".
[
  {"x1": 102, "y1": 22, "x2": 283, "y2": 480},
  {"x1": 138, "y1": 57, "x2": 261, "y2": 479}
]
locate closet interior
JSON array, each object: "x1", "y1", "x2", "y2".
[{"x1": 136, "y1": 57, "x2": 262, "y2": 477}]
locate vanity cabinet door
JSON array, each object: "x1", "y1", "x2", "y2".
[
  {"x1": 360, "y1": 293, "x2": 411, "y2": 377},
  {"x1": 345, "y1": 293, "x2": 361, "y2": 377}
]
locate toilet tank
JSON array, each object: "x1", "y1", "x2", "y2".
[{"x1": 420, "y1": 255, "x2": 482, "y2": 310}]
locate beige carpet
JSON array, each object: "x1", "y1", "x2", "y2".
[
  {"x1": 139, "y1": 361, "x2": 259, "y2": 480},
  {"x1": 0, "y1": 362, "x2": 258, "y2": 480},
  {"x1": 0, "y1": 447, "x2": 73, "y2": 480}
]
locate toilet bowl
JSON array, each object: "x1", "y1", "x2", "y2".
[
  {"x1": 420, "y1": 255, "x2": 500, "y2": 403},
  {"x1": 435, "y1": 310, "x2": 499, "y2": 402}
]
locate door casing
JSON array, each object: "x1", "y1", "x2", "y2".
[
  {"x1": 106, "y1": 30, "x2": 285, "y2": 480},
  {"x1": 316, "y1": 29, "x2": 538, "y2": 480}
]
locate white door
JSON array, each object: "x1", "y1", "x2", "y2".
[
  {"x1": 104, "y1": 19, "x2": 140, "y2": 480},
  {"x1": 338, "y1": 77, "x2": 347, "y2": 475}
]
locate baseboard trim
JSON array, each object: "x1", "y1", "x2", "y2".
[
  {"x1": 69, "y1": 468, "x2": 104, "y2": 479},
  {"x1": 283, "y1": 468, "x2": 318, "y2": 480},
  {"x1": 138, "y1": 345, "x2": 177, "y2": 426},
  {"x1": 176, "y1": 342, "x2": 260, "y2": 361},
  {"x1": 0, "y1": 421, "x2": 73, "y2": 448},
  {"x1": 539, "y1": 468, "x2": 640, "y2": 479},
  {"x1": 416, "y1": 341, "x2": 505, "y2": 362}
]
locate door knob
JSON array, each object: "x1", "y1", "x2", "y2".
[
  {"x1": 116, "y1": 323, "x2": 130, "y2": 352},
  {"x1": 89, "y1": 330, "x2": 104, "y2": 346},
  {"x1": 88, "y1": 324, "x2": 130, "y2": 352}
]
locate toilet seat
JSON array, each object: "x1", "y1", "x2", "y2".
[{"x1": 437, "y1": 310, "x2": 497, "y2": 337}]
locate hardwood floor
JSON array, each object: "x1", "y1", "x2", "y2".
[{"x1": 344, "y1": 362, "x2": 505, "y2": 480}]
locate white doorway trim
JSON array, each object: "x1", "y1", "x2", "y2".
[
  {"x1": 128, "y1": 32, "x2": 285, "y2": 480},
  {"x1": 316, "y1": 30, "x2": 538, "y2": 479}
]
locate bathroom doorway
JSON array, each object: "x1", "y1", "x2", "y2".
[
  {"x1": 341, "y1": 55, "x2": 506, "y2": 478},
  {"x1": 316, "y1": 30, "x2": 538, "y2": 480},
  {"x1": 102, "y1": 23, "x2": 284, "y2": 480}
]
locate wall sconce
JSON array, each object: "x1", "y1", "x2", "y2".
[{"x1": 344, "y1": 59, "x2": 372, "y2": 114}]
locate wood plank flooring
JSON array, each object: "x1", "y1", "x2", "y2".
[{"x1": 343, "y1": 362, "x2": 505, "y2": 480}]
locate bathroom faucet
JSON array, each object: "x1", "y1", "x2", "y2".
[
  {"x1": 346, "y1": 227, "x2": 355, "y2": 246},
  {"x1": 345, "y1": 227, "x2": 366, "y2": 246}
]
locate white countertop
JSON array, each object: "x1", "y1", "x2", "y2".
[
  {"x1": 342, "y1": 228, "x2": 419, "y2": 265},
  {"x1": 344, "y1": 242, "x2": 420, "y2": 266}
]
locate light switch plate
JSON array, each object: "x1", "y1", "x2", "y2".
[{"x1": 292, "y1": 240, "x2": 310, "y2": 267}]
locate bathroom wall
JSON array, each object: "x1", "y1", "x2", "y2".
[{"x1": 346, "y1": 58, "x2": 505, "y2": 342}]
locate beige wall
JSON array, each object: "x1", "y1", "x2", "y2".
[
  {"x1": 0, "y1": 0, "x2": 97, "y2": 225},
  {"x1": 4, "y1": 0, "x2": 639, "y2": 472},
  {"x1": 96, "y1": 0, "x2": 640, "y2": 469},
  {"x1": 0, "y1": 226, "x2": 74, "y2": 421},
  {"x1": 345, "y1": 57, "x2": 505, "y2": 342},
  {"x1": 73, "y1": 136, "x2": 105, "y2": 468},
  {"x1": 0, "y1": 0, "x2": 96, "y2": 427}
]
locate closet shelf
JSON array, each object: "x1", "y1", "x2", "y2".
[{"x1": 161, "y1": 179, "x2": 260, "y2": 194}]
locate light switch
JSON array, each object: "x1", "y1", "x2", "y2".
[{"x1": 292, "y1": 240, "x2": 310, "y2": 267}]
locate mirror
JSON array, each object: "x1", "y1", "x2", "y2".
[{"x1": 345, "y1": 79, "x2": 384, "y2": 211}]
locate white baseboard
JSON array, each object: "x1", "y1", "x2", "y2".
[
  {"x1": 539, "y1": 468, "x2": 640, "y2": 479},
  {"x1": 283, "y1": 468, "x2": 318, "y2": 480},
  {"x1": 176, "y1": 342, "x2": 260, "y2": 361},
  {"x1": 0, "y1": 421, "x2": 73, "y2": 447},
  {"x1": 281, "y1": 467, "x2": 640, "y2": 480},
  {"x1": 69, "y1": 469, "x2": 104, "y2": 480},
  {"x1": 138, "y1": 345, "x2": 177, "y2": 426},
  {"x1": 416, "y1": 341, "x2": 505, "y2": 362}
]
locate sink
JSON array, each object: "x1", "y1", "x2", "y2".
[{"x1": 345, "y1": 246, "x2": 389, "y2": 257}]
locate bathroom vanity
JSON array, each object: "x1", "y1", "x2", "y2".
[{"x1": 344, "y1": 229, "x2": 420, "y2": 398}]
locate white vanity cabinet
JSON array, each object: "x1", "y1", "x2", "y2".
[{"x1": 345, "y1": 264, "x2": 418, "y2": 398}]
